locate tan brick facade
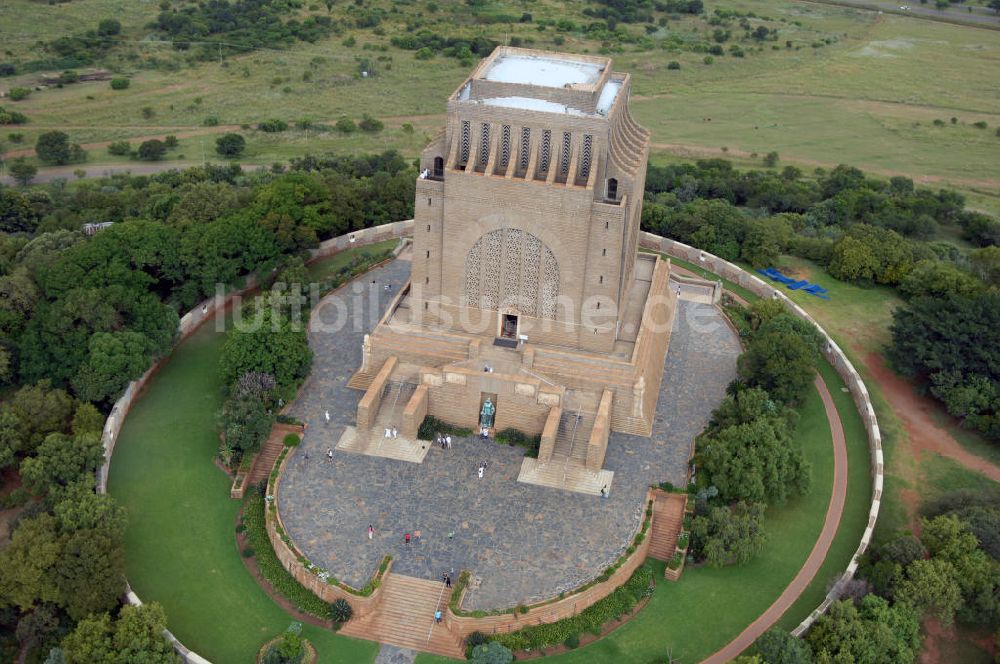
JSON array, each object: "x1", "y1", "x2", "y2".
[{"x1": 355, "y1": 48, "x2": 674, "y2": 472}]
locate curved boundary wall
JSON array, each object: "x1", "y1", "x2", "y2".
[
  {"x1": 96, "y1": 220, "x2": 414, "y2": 664},
  {"x1": 639, "y1": 232, "x2": 883, "y2": 637},
  {"x1": 94, "y1": 220, "x2": 879, "y2": 661}
]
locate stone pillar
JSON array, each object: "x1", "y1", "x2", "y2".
[
  {"x1": 586, "y1": 390, "x2": 613, "y2": 471},
  {"x1": 402, "y1": 385, "x2": 429, "y2": 439}
]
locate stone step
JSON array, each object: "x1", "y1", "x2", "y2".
[
  {"x1": 341, "y1": 574, "x2": 464, "y2": 658},
  {"x1": 647, "y1": 493, "x2": 687, "y2": 561}
]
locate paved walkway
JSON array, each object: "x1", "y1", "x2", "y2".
[
  {"x1": 277, "y1": 259, "x2": 742, "y2": 611},
  {"x1": 702, "y1": 374, "x2": 849, "y2": 663}
]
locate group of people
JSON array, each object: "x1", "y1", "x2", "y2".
[
  {"x1": 384, "y1": 426, "x2": 399, "y2": 439},
  {"x1": 477, "y1": 460, "x2": 489, "y2": 479},
  {"x1": 435, "y1": 433, "x2": 452, "y2": 449}
]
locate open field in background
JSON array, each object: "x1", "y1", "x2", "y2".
[{"x1": 1, "y1": 0, "x2": 998, "y2": 198}]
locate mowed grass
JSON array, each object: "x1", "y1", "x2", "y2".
[
  {"x1": 4, "y1": 0, "x2": 999, "y2": 194},
  {"x1": 420, "y1": 379, "x2": 836, "y2": 664},
  {"x1": 107, "y1": 251, "x2": 385, "y2": 664}
]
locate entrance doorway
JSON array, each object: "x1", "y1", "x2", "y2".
[{"x1": 501, "y1": 313, "x2": 518, "y2": 339}]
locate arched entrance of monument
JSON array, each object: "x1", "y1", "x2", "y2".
[{"x1": 500, "y1": 312, "x2": 519, "y2": 339}]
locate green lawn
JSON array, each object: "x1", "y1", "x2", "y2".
[
  {"x1": 107, "y1": 252, "x2": 382, "y2": 664},
  {"x1": 420, "y1": 378, "x2": 837, "y2": 664}
]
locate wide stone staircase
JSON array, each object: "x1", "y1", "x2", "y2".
[
  {"x1": 647, "y1": 491, "x2": 687, "y2": 561},
  {"x1": 340, "y1": 574, "x2": 465, "y2": 658}
]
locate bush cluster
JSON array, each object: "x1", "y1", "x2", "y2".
[
  {"x1": 492, "y1": 565, "x2": 654, "y2": 651},
  {"x1": 242, "y1": 493, "x2": 330, "y2": 618}
]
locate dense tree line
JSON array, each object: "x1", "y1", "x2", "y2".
[
  {"x1": 642, "y1": 158, "x2": 1000, "y2": 442},
  {"x1": 0, "y1": 151, "x2": 414, "y2": 659},
  {"x1": 688, "y1": 299, "x2": 818, "y2": 567}
]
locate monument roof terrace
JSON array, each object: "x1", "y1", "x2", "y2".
[{"x1": 453, "y1": 46, "x2": 625, "y2": 118}]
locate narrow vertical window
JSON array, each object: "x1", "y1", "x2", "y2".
[
  {"x1": 580, "y1": 135, "x2": 593, "y2": 179},
  {"x1": 560, "y1": 132, "x2": 571, "y2": 175},
  {"x1": 519, "y1": 127, "x2": 531, "y2": 169},
  {"x1": 539, "y1": 130, "x2": 552, "y2": 172},
  {"x1": 500, "y1": 125, "x2": 511, "y2": 169},
  {"x1": 479, "y1": 123, "x2": 490, "y2": 166},
  {"x1": 460, "y1": 121, "x2": 471, "y2": 164}
]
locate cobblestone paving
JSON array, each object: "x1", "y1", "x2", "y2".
[
  {"x1": 278, "y1": 260, "x2": 740, "y2": 610},
  {"x1": 375, "y1": 645, "x2": 416, "y2": 664}
]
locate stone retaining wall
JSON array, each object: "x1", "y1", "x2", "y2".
[
  {"x1": 267, "y1": 446, "x2": 389, "y2": 617},
  {"x1": 96, "y1": 221, "x2": 413, "y2": 664},
  {"x1": 443, "y1": 492, "x2": 654, "y2": 639},
  {"x1": 638, "y1": 232, "x2": 883, "y2": 637}
]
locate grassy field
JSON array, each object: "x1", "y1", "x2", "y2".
[
  {"x1": 420, "y1": 375, "x2": 839, "y2": 663},
  {"x1": 107, "y1": 249, "x2": 387, "y2": 664},
  {"x1": 3, "y1": 0, "x2": 999, "y2": 199}
]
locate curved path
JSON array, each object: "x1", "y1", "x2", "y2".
[{"x1": 703, "y1": 374, "x2": 849, "y2": 663}]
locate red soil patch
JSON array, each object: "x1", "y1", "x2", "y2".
[
  {"x1": 919, "y1": 619, "x2": 996, "y2": 664},
  {"x1": 863, "y1": 353, "x2": 1000, "y2": 485}
]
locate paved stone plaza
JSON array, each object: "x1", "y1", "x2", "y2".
[{"x1": 278, "y1": 258, "x2": 741, "y2": 610}]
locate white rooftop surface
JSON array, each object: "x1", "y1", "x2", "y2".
[
  {"x1": 482, "y1": 96, "x2": 588, "y2": 116},
  {"x1": 597, "y1": 79, "x2": 622, "y2": 115},
  {"x1": 483, "y1": 54, "x2": 602, "y2": 88}
]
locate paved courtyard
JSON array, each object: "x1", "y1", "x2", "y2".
[{"x1": 279, "y1": 259, "x2": 741, "y2": 610}]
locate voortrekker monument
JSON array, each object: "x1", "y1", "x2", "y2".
[{"x1": 343, "y1": 47, "x2": 678, "y2": 495}]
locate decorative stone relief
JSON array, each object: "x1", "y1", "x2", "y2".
[{"x1": 465, "y1": 229, "x2": 559, "y2": 319}]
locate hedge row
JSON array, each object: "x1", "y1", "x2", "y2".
[
  {"x1": 242, "y1": 492, "x2": 330, "y2": 618},
  {"x1": 491, "y1": 564, "x2": 655, "y2": 651}
]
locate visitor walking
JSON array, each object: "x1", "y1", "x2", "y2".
[
  {"x1": 434, "y1": 610, "x2": 442, "y2": 623},
  {"x1": 392, "y1": 426, "x2": 398, "y2": 439},
  {"x1": 477, "y1": 464, "x2": 484, "y2": 480},
  {"x1": 324, "y1": 409, "x2": 330, "y2": 424},
  {"x1": 384, "y1": 427, "x2": 391, "y2": 438},
  {"x1": 600, "y1": 485, "x2": 608, "y2": 498},
  {"x1": 414, "y1": 530, "x2": 421, "y2": 543},
  {"x1": 446, "y1": 435, "x2": 452, "y2": 449},
  {"x1": 368, "y1": 524, "x2": 374, "y2": 540},
  {"x1": 326, "y1": 448, "x2": 333, "y2": 462},
  {"x1": 404, "y1": 532, "x2": 411, "y2": 545}
]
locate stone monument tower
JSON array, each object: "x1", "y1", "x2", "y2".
[{"x1": 347, "y1": 47, "x2": 677, "y2": 494}]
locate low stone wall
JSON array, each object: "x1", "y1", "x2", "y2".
[
  {"x1": 638, "y1": 232, "x2": 883, "y2": 637},
  {"x1": 444, "y1": 492, "x2": 654, "y2": 639},
  {"x1": 96, "y1": 222, "x2": 414, "y2": 664}
]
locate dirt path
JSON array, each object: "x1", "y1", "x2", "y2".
[
  {"x1": 863, "y1": 353, "x2": 1000, "y2": 485},
  {"x1": 702, "y1": 374, "x2": 849, "y2": 663}
]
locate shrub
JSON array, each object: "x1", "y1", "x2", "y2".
[
  {"x1": 36, "y1": 131, "x2": 73, "y2": 165},
  {"x1": 164, "y1": 135, "x2": 178, "y2": 148},
  {"x1": 109, "y1": 77, "x2": 130, "y2": 90},
  {"x1": 203, "y1": 115, "x2": 220, "y2": 126},
  {"x1": 258, "y1": 118, "x2": 289, "y2": 132},
  {"x1": 242, "y1": 546, "x2": 255, "y2": 557},
  {"x1": 465, "y1": 631, "x2": 488, "y2": 647},
  {"x1": 136, "y1": 139, "x2": 167, "y2": 161},
  {"x1": 215, "y1": 132, "x2": 246, "y2": 157},
  {"x1": 8, "y1": 87, "x2": 31, "y2": 101},
  {"x1": 563, "y1": 633, "x2": 580, "y2": 649},
  {"x1": 107, "y1": 141, "x2": 131, "y2": 156},
  {"x1": 358, "y1": 114, "x2": 384, "y2": 133},
  {"x1": 97, "y1": 18, "x2": 122, "y2": 36},
  {"x1": 703, "y1": 55, "x2": 714, "y2": 64},
  {"x1": 330, "y1": 598, "x2": 353, "y2": 623},
  {"x1": 667, "y1": 61, "x2": 681, "y2": 70},
  {"x1": 973, "y1": 121, "x2": 988, "y2": 129},
  {"x1": 417, "y1": 415, "x2": 473, "y2": 440},
  {"x1": 0, "y1": 63, "x2": 15, "y2": 77},
  {"x1": 335, "y1": 117, "x2": 356, "y2": 133},
  {"x1": 262, "y1": 631, "x2": 304, "y2": 664},
  {"x1": 0, "y1": 107, "x2": 29, "y2": 125},
  {"x1": 471, "y1": 642, "x2": 513, "y2": 664},
  {"x1": 283, "y1": 433, "x2": 300, "y2": 447}
]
